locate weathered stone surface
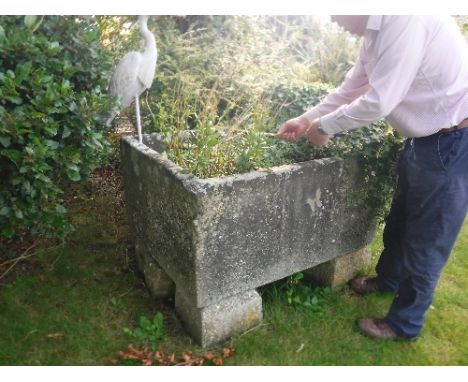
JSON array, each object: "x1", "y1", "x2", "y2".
[
  {"x1": 303, "y1": 246, "x2": 372, "y2": 288},
  {"x1": 135, "y1": 245, "x2": 175, "y2": 299},
  {"x1": 120, "y1": 133, "x2": 377, "y2": 346},
  {"x1": 175, "y1": 288, "x2": 262, "y2": 348}
]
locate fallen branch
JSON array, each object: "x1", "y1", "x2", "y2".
[
  {"x1": 237, "y1": 322, "x2": 271, "y2": 339},
  {"x1": 0, "y1": 239, "x2": 41, "y2": 281}
]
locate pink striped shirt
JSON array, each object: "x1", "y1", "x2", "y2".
[{"x1": 303, "y1": 15, "x2": 468, "y2": 138}]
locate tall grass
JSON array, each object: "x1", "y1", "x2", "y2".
[{"x1": 136, "y1": 16, "x2": 360, "y2": 178}]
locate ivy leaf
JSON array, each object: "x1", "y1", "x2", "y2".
[
  {"x1": 47, "y1": 41, "x2": 60, "y2": 54},
  {"x1": 66, "y1": 163, "x2": 80, "y2": 173},
  {"x1": 22, "y1": 181, "x2": 32, "y2": 195},
  {"x1": 0, "y1": 135, "x2": 11, "y2": 148},
  {"x1": 5, "y1": 96, "x2": 22, "y2": 105},
  {"x1": 24, "y1": 16, "x2": 38, "y2": 29},
  {"x1": 45, "y1": 139, "x2": 59, "y2": 150},
  {"x1": 25, "y1": 146, "x2": 34, "y2": 155},
  {"x1": 15, "y1": 61, "x2": 32, "y2": 84},
  {"x1": 0, "y1": 206, "x2": 10, "y2": 216},
  {"x1": 67, "y1": 171, "x2": 81, "y2": 182},
  {"x1": 62, "y1": 125, "x2": 71, "y2": 138},
  {"x1": 55, "y1": 204, "x2": 67, "y2": 214},
  {"x1": 44, "y1": 125, "x2": 58, "y2": 137},
  {"x1": 133, "y1": 328, "x2": 147, "y2": 340}
]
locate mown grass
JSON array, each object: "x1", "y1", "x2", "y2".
[{"x1": 0, "y1": 169, "x2": 467, "y2": 365}]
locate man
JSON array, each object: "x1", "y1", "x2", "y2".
[{"x1": 277, "y1": 15, "x2": 468, "y2": 340}]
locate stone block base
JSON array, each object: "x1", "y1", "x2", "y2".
[
  {"x1": 303, "y1": 246, "x2": 372, "y2": 288},
  {"x1": 175, "y1": 289, "x2": 263, "y2": 348},
  {"x1": 135, "y1": 248, "x2": 175, "y2": 299}
]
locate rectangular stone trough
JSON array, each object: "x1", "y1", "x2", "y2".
[{"x1": 120, "y1": 133, "x2": 376, "y2": 347}]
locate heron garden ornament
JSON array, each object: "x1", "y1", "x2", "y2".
[{"x1": 107, "y1": 15, "x2": 157, "y2": 144}]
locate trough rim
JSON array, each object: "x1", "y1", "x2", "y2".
[{"x1": 122, "y1": 133, "x2": 345, "y2": 191}]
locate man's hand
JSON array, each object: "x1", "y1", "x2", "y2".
[
  {"x1": 276, "y1": 115, "x2": 310, "y2": 141},
  {"x1": 277, "y1": 116, "x2": 329, "y2": 146}
]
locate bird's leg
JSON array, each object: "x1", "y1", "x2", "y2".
[{"x1": 135, "y1": 95, "x2": 143, "y2": 144}]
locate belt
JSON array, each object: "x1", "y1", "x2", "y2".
[{"x1": 439, "y1": 118, "x2": 468, "y2": 134}]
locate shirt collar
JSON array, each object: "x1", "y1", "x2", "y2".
[{"x1": 366, "y1": 15, "x2": 383, "y2": 31}]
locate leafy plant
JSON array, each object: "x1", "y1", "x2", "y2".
[
  {"x1": 143, "y1": 16, "x2": 358, "y2": 179},
  {"x1": 285, "y1": 272, "x2": 331, "y2": 312},
  {"x1": 124, "y1": 312, "x2": 164, "y2": 350},
  {"x1": 0, "y1": 16, "x2": 115, "y2": 242},
  {"x1": 110, "y1": 297, "x2": 124, "y2": 311},
  {"x1": 144, "y1": 16, "x2": 401, "y2": 219},
  {"x1": 326, "y1": 122, "x2": 404, "y2": 221},
  {"x1": 150, "y1": 78, "x2": 403, "y2": 220}
]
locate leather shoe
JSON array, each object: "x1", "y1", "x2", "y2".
[
  {"x1": 349, "y1": 276, "x2": 381, "y2": 294},
  {"x1": 357, "y1": 318, "x2": 403, "y2": 340}
]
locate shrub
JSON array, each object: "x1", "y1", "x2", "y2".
[
  {"x1": 0, "y1": 16, "x2": 114, "y2": 241},
  {"x1": 267, "y1": 84, "x2": 404, "y2": 220},
  {"x1": 132, "y1": 16, "x2": 402, "y2": 220},
  {"x1": 153, "y1": 81, "x2": 403, "y2": 220}
]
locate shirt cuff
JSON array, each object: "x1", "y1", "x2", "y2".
[
  {"x1": 319, "y1": 106, "x2": 351, "y2": 135},
  {"x1": 301, "y1": 108, "x2": 322, "y2": 124}
]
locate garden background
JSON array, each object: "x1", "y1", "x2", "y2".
[{"x1": 0, "y1": 15, "x2": 467, "y2": 366}]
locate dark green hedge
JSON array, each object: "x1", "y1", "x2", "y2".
[{"x1": 0, "y1": 16, "x2": 114, "y2": 240}]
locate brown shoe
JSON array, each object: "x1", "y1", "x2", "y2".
[
  {"x1": 349, "y1": 276, "x2": 381, "y2": 294},
  {"x1": 357, "y1": 318, "x2": 402, "y2": 340}
]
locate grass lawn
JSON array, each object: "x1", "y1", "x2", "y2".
[{"x1": 0, "y1": 167, "x2": 467, "y2": 366}]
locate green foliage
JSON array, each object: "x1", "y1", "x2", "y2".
[
  {"x1": 261, "y1": 84, "x2": 404, "y2": 220},
  {"x1": 284, "y1": 273, "x2": 332, "y2": 312},
  {"x1": 0, "y1": 16, "x2": 114, "y2": 241},
  {"x1": 265, "y1": 84, "x2": 404, "y2": 219},
  {"x1": 137, "y1": 16, "x2": 401, "y2": 218},
  {"x1": 111, "y1": 297, "x2": 124, "y2": 311},
  {"x1": 124, "y1": 313, "x2": 164, "y2": 350},
  {"x1": 267, "y1": 83, "x2": 333, "y2": 123},
  {"x1": 97, "y1": 16, "x2": 141, "y2": 63},
  {"x1": 326, "y1": 123, "x2": 404, "y2": 221},
  {"x1": 151, "y1": 79, "x2": 403, "y2": 219}
]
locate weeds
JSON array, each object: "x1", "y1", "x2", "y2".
[
  {"x1": 123, "y1": 312, "x2": 164, "y2": 351},
  {"x1": 110, "y1": 297, "x2": 124, "y2": 311},
  {"x1": 261, "y1": 272, "x2": 332, "y2": 314},
  {"x1": 285, "y1": 273, "x2": 332, "y2": 312},
  {"x1": 141, "y1": 16, "x2": 402, "y2": 219}
]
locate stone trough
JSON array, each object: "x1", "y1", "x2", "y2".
[{"x1": 120, "y1": 133, "x2": 376, "y2": 347}]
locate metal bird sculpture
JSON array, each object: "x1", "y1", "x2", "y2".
[{"x1": 107, "y1": 15, "x2": 157, "y2": 144}]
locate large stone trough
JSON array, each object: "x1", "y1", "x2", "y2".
[{"x1": 120, "y1": 133, "x2": 376, "y2": 347}]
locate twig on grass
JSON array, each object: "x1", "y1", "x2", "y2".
[
  {"x1": 236, "y1": 322, "x2": 271, "y2": 339},
  {"x1": 0, "y1": 239, "x2": 41, "y2": 281},
  {"x1": 295, "y1": 343, "x2": 305, "y2": 353}
]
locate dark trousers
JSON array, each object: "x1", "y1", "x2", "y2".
[{"x1": 376, "y1": 128, "x2": 468, "y2": 338}]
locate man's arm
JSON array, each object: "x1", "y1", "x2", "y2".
[
  {"x1": 302, "y1": 48, "x2": 370, "y2": 123},
  {"x1": 319, "y1": 16, "x2": 427, "y2": 136},
  {"x1": 277, "y1": 46, "x2": 369, "y2": 144}
]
